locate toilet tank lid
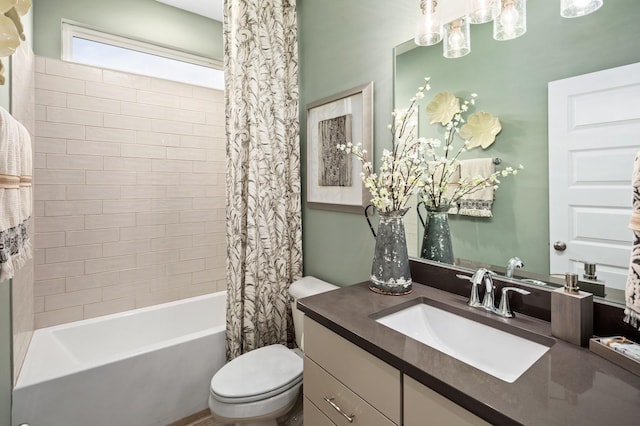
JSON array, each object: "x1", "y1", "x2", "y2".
[{"x1": 288, "y1": 276, "x2": 338, "y2": 300}]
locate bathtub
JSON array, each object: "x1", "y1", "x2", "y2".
[{"x1": 12, "y1": 292, "x2": 227, "y2": 426}]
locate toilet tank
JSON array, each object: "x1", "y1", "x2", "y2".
[{"x1": 288, "y1": 276, "x2": 338, "y2": 350}]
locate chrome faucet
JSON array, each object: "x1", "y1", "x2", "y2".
[
  {"x1": 496, "y1": 287, "x2": 531, "y2": 318},
  {"x1": 459, "y1": 268, "x2": 530, "y2": 318},
  {"x1": 480, "y1": 270, "x2": 496, "y2": 312},
  {"x1": 506, "y1": 256, "x2": 524, "y2": 278}
]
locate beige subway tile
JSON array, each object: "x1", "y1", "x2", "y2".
[
  {"x1": 119, "y1": 224, "x2": 166, "y2": 241},
  {"x1": 135, "y1": 211, "x2": 179, "y2": 226},
  {"x1": 35, "y1": 88, "x2": 67, "y2": 107},
  {"x1": 136, "y1": 171, "x2": 180, "y2": 185},
  {"x1": 195, "y1": 160, "x2": 224, "y2": 173},
  {"x1": 193, "y1": 267, "x2": 225, "y2": 283},
  {"x1": 35, "y1": 105, "x2": 47, "y2": 121},
  {"x1": 45, "y1": 288, "x2": 101, "y2": 311},
  {"x1": 121, "y1": 101, "x2": 165, "y2": 119},
  {"x1": 192, "y1": 86, "x2": 223, "y2": 102},
  {"x1": 35, "y1": 152, "x2": 46, "y2": 169},
  {"x1": 165, "y1": 273, "x2": 194, "y2": 289},
  {"x1": 104, "y1": 157, "x2": 152, "y2": 172},
  {"x1": 102, "y1": 199, "x2": 151, "y2": 214},
  {"x1": 123, "y1": 265, "x2": 166, "y2": 284},
  {"x1": 136, "y1": 131, "x2": 181, "y2": 147},
  {"x1": 206, "y1": 220, "x2": 225, "y2": 234},
  {"x1": 85, "y1": 255, "x2": 136, "y2": 274},
  {"x1": 46, "y1": 244, "x2": 103, "y2": 264},
  {"x1": 35, "y1": 121, "x2": 85, "y2": 140},
  {"x1": 166, "y1": 107, "x2": 206, "y2": 124},
  {"x1": 181, "y1": 282, "x2": 217, "y2": 299},
  {"x1": 86, "y1": 126, "x2": 136, "y2": 143},
  {"x1": 35, "y1": 306, "x2": 83, "y2": 328},
  {"x1": 67, "y1": 94, "x2": 121, "y2": 114},
  {"x1": 179, "y1": 210, "x2": 212, "y2": 223},
  {"x1": 137, "y1": 90, "x2": 180, "y2": 108},
  {"x1": 151, "y1": 119, "x2": 193, "y2": 135},
  {"x1": 86, "y1": 171, "x2": 136, "y2": 185},
  {"x1": 166, "y1": 185, "x2": 206, "y2": 198},
  {"x1": 35, "y1": 249, "x2": 45, "y2": 265},
  {"x1": 35, "y1": 56, "x2": 46, "y2": 72},
  {"x1": 35, "y1": 137, "x2": 66, "y2": 154},
  {"x1": 45, "y1": 58, "x2": 103, "y2": 82},
  {"x1": 193, "y1": 197, "x2": 224, "y2": 210},
  {"x1": 166, "y1": 259, "x2": 205, "y2": 276},
  {"x1": 47, "y1": 106, "x2": 103, "y2": 127},
  {"x1": 66, "y1": 229, "x2": 119, "y2": 246},
  {"x1": 151, "y1": 198, "x2": 193, "y2": 212},
  {"x1": 206, "y1": 256, "x2": 225, "y2": 269},
  {"x1": 35, "y1": 184, "x2": 66, "y2": 201},
  {"x1": 205, "y1": 109, "x2": 224, "y2": 126},
  {"x1": 102, "y1": 281, "x2": 149, "y2": 301},
  {"x1": 167, "y1": 147, "x2": 205, "y2": 161},
  {"x1": 47, "y1": 154, "x2": 104, "y2": 170},
  {"x1": 151, "y1": 159, "x2": 193, "y2": 173},
  {"x1": 205, "y1": 185, "x2": 225, "y2": 197},
  {"x1": 103, "y1": 69, "x2": 152, "y2": 90},
  {"x1": 34, "y1": 232, "x2": 65, "y2": 249},
  {"x1": 135, "y1": 288, "x2": 182, "y2": 309},
  {"x1": 120, "y1": 185, "x2": 166, "y2": 199},
  {"x1": 36, "y1": 216, "x2": 84, "y2": 233},
  {"x1": 84, "y1": 298, "x2": 136, "y2": 319},
  {"x1": 66, "y1": 271, "x2": 121, "y2": 292},
  {"x1": 35, "y1": 73, "x2": 84, "y2": 94},
  {"x1": 151, "y1": 235, "x2": 193, "y2": 252},
  {"x1": 102, "y1": 240, "x2": 151, "y2": 257},
  {"x1": 66, "y1": 140, "x2": 121, "y2": 157},
  {"x1": 34, "y1": 296, "x2": 44, "y2": 313},
  {"x1": 86, "y1": 81, "x2": 137, "y2": 102},
  {"x1": 36, "y1": 260, "x2": 85, "y2": 281},
  {"x1": 121, "y1": 143, "x2": 166, "y2": 159},
  {"x1": 67, "y1": 185, "x2": 121, "y2": 200},
  {"x1": 45, "y1": 200, "x2": 102, "y2": 216},
  {"x1": 35, "y1": 169, "x2": 85, "y2": 185},
  {"x1": 104, "y1": 113, "x2": 152, "y2": 131},
  {"x1": 179, "y1": 96, "x2": 216, "y2": 113},
  {"x1": 194, "y1": 124, "x2": 222, "y2": 138},
  {"x1": 34, "y1": 278, "x2": 66, "y2": 297},
  {"x1": 180, "y1": 135, "x2": 216, "y2": 149},
  {"x1": 179, "y1": 246, "x2": 214, "y2": 261},
  {"x1": 34, "y1": 201, "x2": 45, "y2": 217},
  {"x1": 136, "y1": 250, "x2": 179, "y2": 267},
  {"x1": 150, "y1": 78, "x2": 193, "y2": 97},
  {"x1": 193, "y1": 232, "x2": 222, "y2": 247},
  {"x1": 165, "y1": 222, "x2": 206, "y2": 237},
  {"x1": 85, "y1": 213, "x2": 136, "y2": 230}
]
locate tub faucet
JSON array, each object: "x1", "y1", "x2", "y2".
[{"x1": 506, "y1": 257, "x2": 524, "y2": 278}]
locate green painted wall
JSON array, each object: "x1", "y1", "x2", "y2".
[
  {"x1": 396, "y1": 0, "x2": 640, "y2": 276},
  {"x1": 32, "y1": 0, "x2": 222, "y2": 60},
  {"x1": 299, "y1": 0, "x2": 640, "y2": 285}
]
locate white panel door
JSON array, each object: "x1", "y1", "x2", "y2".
[{"x1": 548, "y1": 62, "x2": 640, "y2": 290}]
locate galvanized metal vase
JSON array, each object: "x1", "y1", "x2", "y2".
[
  {"x1": 417, "y1": 203, "x2": 454, "y2": 264},
  {"x1": 365, "y1": 205, "x2": 412, "y2": 295}
]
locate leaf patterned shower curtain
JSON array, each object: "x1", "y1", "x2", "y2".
[{"x1": 224, "y1": 0, "x2": 303, "y2": 360}]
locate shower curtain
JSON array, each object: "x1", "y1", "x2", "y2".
[{"x1": 224, "y1": 0, "x2": 303, "y2": 360}]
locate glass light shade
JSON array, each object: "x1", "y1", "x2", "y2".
[
  {"x1": 468, "y1": 0, "x2": 501, "y2": 24},
  {"x1": 414, "y1": 0, "x2": 443, "y2": 46},
  {"x1": 493, "y1": 0, "x2": 526, "y2": 41},
  {"x1": 443, "y1": 17, "x2": 470, "y2": 59},
  {"x1": 561, "y1": 0, "x2": 603, "y2": 18}
]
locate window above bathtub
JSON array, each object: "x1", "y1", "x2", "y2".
[{"x1": 61, "y1": 21, "x2": 224, "y2": 89}]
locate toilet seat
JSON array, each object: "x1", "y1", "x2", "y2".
[{"x1": 210, "y1": 344, "x2": 303, "y2": 404}]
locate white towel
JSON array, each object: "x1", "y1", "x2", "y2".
[
  {"x1": 0, "y1": 106, "x2": 31, "y2": 281},
  {"x1": 624, "y1": 152, "x2": 640, "y2": 330},
  {"x1": 457, "y1": 158, "x2": 495, "y2": 217}
]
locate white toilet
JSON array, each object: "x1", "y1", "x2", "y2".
[{"x1": 208, "y1": 276, "x2": 338, "y2": 426}]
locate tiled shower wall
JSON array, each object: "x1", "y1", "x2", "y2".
[{"x1": 33, "y1": 57, "x2": 226, "y2": 328}]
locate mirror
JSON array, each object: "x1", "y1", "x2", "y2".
[{"x1": 395, "y1": 1, "x2": 640, "y2": 305}]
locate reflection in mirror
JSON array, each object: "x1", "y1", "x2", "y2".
[{"x1": 395, "y1": 1, "x2": 640, "y2": 305}]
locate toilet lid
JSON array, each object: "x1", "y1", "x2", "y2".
[{"x1": 211, "y1": 344, "x2": 303, "y2": 403}]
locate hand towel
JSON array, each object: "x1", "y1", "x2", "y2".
[
  {"x1": 457, "y1": 158, "x2": 495, "y2": 217},
  {"x1": 431, "y1": 161, "x2": 460, "y2": 214},
  {"x1": 625, "y1": 152, "x2": 640, "y2": 330},
  {"x1": 14, "y1": 117, "x2": 32, "y2": 268}
]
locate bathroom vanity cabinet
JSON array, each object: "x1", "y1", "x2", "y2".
[{"x1": 303, "y1": 317, "x2": 487, "y2": 425}]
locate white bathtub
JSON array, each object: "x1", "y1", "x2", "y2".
[{"x1": 12, "y1": 292, "x2": 227, "y2": 426}]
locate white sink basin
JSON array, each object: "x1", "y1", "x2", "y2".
[{"x1": 375, "y1": 301, "x2": 551, "y2": 383}]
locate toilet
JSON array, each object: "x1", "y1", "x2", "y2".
[{"x1": 208, "y1": 276, "x2": 338, "y2": 426}]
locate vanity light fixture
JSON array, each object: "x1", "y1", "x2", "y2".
[
  {"x1": 468, "y1": 0, "x2": 501, "y2": 24},
  {"x1": 443, "y1": 17, "x2": 471, "y2": 58},
  {"x1": 493, "y1": 0, "x2": 527, "y2": 41},
  {"x1": 415, "y1": 0, "x2": 443, "y2": 46},
  {"x1": 560, "y1": 0, "x2": 603, "y2": 18}
]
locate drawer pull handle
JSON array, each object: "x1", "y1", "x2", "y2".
[{"x1": 323, "y1": 396, "x2": 355, "y2": 423}]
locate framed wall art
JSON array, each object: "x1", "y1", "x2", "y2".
[{"x1": 306, "y1": 82, "x2": 373, "y2": 213}]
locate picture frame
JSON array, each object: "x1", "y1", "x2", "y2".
[{"x1": 306, "y1": 82, "x2": 373, "y2": 213}]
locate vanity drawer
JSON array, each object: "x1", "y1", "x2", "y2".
[
  {"x1": 304, "y1": 396, "x2": 337, "y2": 426},
  {"x1": 304, "y1": 318, "x2": 401, "y2": 424},
  {"x1": 404, "y1": 375, "x2": 490, "y2": 426},
  {"x1": 304, "y1": 356, "x2": 396, "y2": 426}
]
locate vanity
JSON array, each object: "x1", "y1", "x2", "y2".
[{"x1": 298, "y1": 273, "x2": 640, "y2": 425}]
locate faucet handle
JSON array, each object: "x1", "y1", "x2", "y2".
[{"x1": 496, "y1": 287, "x2": 530, "y2": 318}]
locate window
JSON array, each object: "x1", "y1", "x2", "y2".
[{"x1": 61, "y1": 22, "x2": 224, "y2": 89}]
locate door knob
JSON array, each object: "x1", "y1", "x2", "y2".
[{"x1": 553, "y1": 241, "x2": 567, "y2": 251}]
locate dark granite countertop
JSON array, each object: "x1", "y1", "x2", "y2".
[{"x1": 298, "y1": 281, "x2": 640, "y2": 426}]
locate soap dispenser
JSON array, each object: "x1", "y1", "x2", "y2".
[{"x1": 551, "y1": 273, "x2": 593, "y2": 347}]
